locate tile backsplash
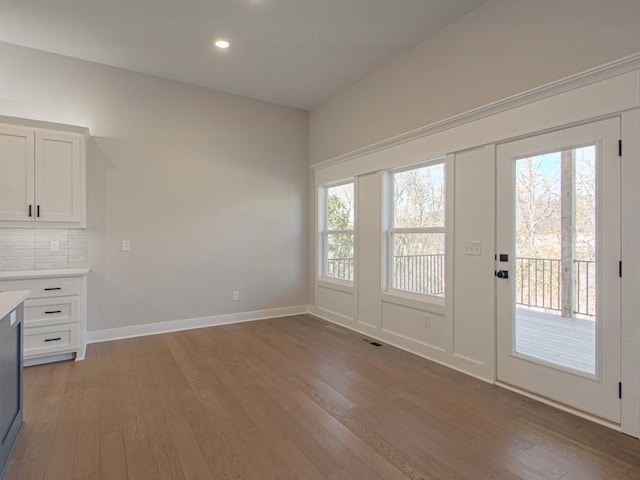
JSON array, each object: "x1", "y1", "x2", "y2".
[{"x1": 0, "y1": 228, "x2": 87, "y2": 271}]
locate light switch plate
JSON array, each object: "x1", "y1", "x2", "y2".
[
  {"x1": 50, "y1": 240, "x2": 60, "y2": 252},
  {"x1": 121, "y1": 240, "x2": 131, "y2": 251},
  {"x1": 463, "y1": 241, "x2": 482, "y2": 256}
]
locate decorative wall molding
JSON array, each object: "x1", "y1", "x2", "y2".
[
  {"x1": 0, "y1": 115, "x2": 90, "y2": 140},
  {"x1": 311, "y1": 52, "x2": 640, "y2": 172},
  {"x1": 308, "y1": 306, "x2": 493, "y2": 385}
]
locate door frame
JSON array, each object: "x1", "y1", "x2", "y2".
[
  {"x1": 493, "y1": 111, "x2": 640, "y2": 437},
  {"x1": 619, "y1": 109, "x2": 640, "y2": 437},
  {"x1": 496, "y1": 116, "x2": 621, "y2": 423}
]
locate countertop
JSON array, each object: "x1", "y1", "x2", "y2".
[
  {"x1": 0, "y1": 268, "x2": 90, "y2": 281},
  {"x1": 0, "y1": 290, "x2": 30, "y2": 319}
]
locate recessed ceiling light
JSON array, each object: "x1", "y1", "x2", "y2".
[{"x1": 214, "y1": 39, "x2": 230, "y2": 49}]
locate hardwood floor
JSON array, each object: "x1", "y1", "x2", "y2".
[{"x1": 5, "y1": 314, "x2": 640, "y2": 479}]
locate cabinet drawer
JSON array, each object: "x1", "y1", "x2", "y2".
[
  {"x1": 24, "y1": 296, "x2": 78, "y2": 327},
  {"x1": 24, "y1": 323, "x2": 78, "y2": 358},
  {"x1": 0, "y1": 277, "x2": 81, "y2": 298}
]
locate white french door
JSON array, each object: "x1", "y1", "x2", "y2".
[{"x1": 496, "y1": 118, "x2": 621, "y2": 423}]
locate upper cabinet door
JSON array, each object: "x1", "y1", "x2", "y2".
[
  {"x1": 34, "y1": 131, "x2": 83, "y2": 223},
  {"x1": 0, "y1": 126, "x2": 35, "y2": 221}
]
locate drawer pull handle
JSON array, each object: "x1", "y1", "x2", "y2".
[
  {"x1": 44, "y1": 287, "x2": 62, "y2": 291},
  {"x1": 45, "y1": 310, "x2": 62, "y2": 314},
  {"x1": 44, "y1": 337, "x2": 62, "y2": 343}
]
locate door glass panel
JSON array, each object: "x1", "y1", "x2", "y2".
[{"x1": 514, "y1": 145, "x2": 596, "y2": 374}]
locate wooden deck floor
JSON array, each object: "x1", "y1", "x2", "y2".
[
  {"x1": 6, "y1": 314, "x2": 640, "y2": 480},
  {"x1": 516, "y1": 308, "x2": 595, "y2": 374}
]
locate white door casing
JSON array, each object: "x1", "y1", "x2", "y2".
[{"x1": 496, "y1": 117, "x2": 621, "y2": 424}]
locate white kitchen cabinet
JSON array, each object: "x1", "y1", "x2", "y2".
[
  {"x1": 0, "y1": 269, "x2": 88, "y2": 366},
  {"x1": 0, "y1": 123, "x2": 86, "y2": 227},
  {"x1": 0, "y1": 125, "x2": 34, "y2": 222}
]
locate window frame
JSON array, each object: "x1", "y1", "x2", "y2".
[
  {"x1": 386, "y1": 158, "x2": 446, "y2": 300},
  {"x1": 320, "y1": 180, "x2": 355, "y2": 284}
]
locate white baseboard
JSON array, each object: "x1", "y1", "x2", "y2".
[
  {"x1": 86, "y1": 304, "x2": 310, "y2": 344},
  {"x1": 308, "y1": 305, "x2": 494, "y2": 385},
  {"x1": 25, "y1": 352, "x2": 75, "y2": 367}
]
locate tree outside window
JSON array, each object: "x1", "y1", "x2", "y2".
[
  {"x1": 324, "y1": 182, "x2": 354, "y2": 281},
  {"x1": 389, "y1": 161, "x2": 446, "y2": 296}
]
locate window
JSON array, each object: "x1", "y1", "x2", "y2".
[
  {"x1": 389, "y1": 160, "x2": 445, "y2": 297},
  {"x1": 322, "y1": 182, "x2": 355, "y2": 282}
]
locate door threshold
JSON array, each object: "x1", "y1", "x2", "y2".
[{"x1": 495, "y1": 380, "x2": 623, "y2": 433}]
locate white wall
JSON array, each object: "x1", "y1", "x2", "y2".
[
  {"x1": 0, "y1": 42, "x2": 309, "y2": 332},
  {"x1": 309, "y1": 0, "x2": 640, "y2": 165}
]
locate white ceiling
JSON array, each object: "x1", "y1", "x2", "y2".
[{"x1": 0, "y1": 0, "x2": 485, "y2": 110}]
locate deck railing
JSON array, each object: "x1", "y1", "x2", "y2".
[
  {"x1": 326, "y1": 257, "x2": 355, "y2": 281},
  {"x1": 393, "y1": 254, "x2": 445, "y2": 295},
  {"x1": 328, "y1": 255, "x2": 595, "y2": 316},
  {"x1": 574, "y1": 259, "x2": 596, "y2": 316},
  {"x1": 515, "y1": 257, "x2": 595, "y2": 317},
  {"x1": 327, "y1": 254, "x2": 445, "y2": 295}
]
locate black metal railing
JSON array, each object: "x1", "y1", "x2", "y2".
[
  {"x1": 327, "y1": 254, "x2": 445, "y2": 294},
  {"x1": 393, "y1": 254, "x2": 445, "y2": 295},
  {"x1": 574, "y1": 259, "x2": 596, "y2": 317},
  {"x1": 515, "y1": 257, "x2": 595, "y2": 317},
  {"x1": 516, "y1": 257, "x2": 561, "y2": 312},
  {"x1": 326, "y1": 258, "x2": 355, "y2": 281},
  {"x1": 328, "y1": 254, "x2": 595, "y2": 316}
]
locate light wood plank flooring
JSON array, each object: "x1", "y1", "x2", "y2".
[{"x1": 5, "y1": 314, "x2": 640, "y2": 480}]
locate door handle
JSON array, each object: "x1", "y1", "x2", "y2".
[{"x1": 495, "y1": 270, "x2": 509, "y2": 279}]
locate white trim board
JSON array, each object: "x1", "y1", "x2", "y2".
[
  {"x1": 307, "y1": 305, "x2": 495, "y2": 385},
  {"x1": 314, "y1": 71, "x2": 640, "y2": 185},
  {"x1": 308, "y1": 306, "x2": 493, "y2": 385},
  {"x1": 86, "y1": 305, "x2": 308, "y2": 344},
  {"x1": 0, "y1": 116, "x2": 90, "y2": 140},
  {"x1": 311, "y1": 52, "x2": 640, "y2": 173}
]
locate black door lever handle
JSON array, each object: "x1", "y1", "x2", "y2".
[{"x1": 495, "y1": 270, "x2": 509, "y2": 279}]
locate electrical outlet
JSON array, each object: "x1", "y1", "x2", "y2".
[
  {"x1": 232, "y1": 291, "x2": 239, "y2": 301},
  {"x1": 50, "y1": 240, "x2": 60, "y2": 252},
  {"x1": 121, "y1": 240, "x2": 130, "y2": 251},
  {"x1": 463, "y1": 241, "x2": 482, "y2": 256},
  {"x1": 424, "y1": 315, "x2": 431, "y2": 328}
]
